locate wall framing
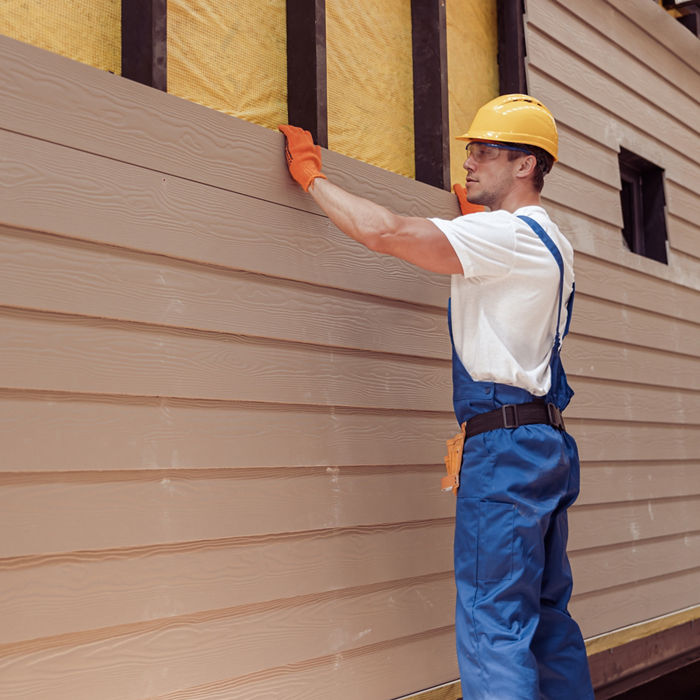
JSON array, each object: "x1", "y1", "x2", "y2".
[{"x1": 121, "y1": 0, "x2": 167, "y2": 90}]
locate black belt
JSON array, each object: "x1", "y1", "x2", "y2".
[{"x1": 465, "y1": 400, "x2": 565, "y2": 440}]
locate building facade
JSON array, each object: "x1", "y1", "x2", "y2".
[{"x1": 0, "y1": 1, "x2": 698, "y2": 698}]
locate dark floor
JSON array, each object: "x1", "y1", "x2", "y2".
[{"x1": 607, "y1": 659, "x2": 700, "y2": 699}]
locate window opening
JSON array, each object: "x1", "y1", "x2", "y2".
[{"x1": 618, "y1": 147, "x2": 668, "y2": 264}]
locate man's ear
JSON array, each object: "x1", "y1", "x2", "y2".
[{"x1": 515, "y1": 154, "x2": 537, "y2": 180}]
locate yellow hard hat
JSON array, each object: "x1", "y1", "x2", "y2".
[{"x1": 457, "y1": 93, "x2": 558, "y2": 161}]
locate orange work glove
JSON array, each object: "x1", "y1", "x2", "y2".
[
  {"x1": 453, "y1": 183, "x2": 485, "y2": 215},
  {"x1": 278, "y1": 124, "x2": 328, "y2": 192}
]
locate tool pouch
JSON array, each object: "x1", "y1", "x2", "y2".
[{"x1": 441, "y1": 422, "x2": 466, "y2": 495}]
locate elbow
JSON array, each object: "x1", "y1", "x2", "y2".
[
  {"x1": 364, "y1": 230, "x2": 390, "y2": 254},
  {"x1": 361, "y1": 213, "x2": 402, "y2": 254}
]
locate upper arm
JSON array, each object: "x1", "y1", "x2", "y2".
[{"x1": 371, "y1": 215, "x2": 464, "y2": 275}]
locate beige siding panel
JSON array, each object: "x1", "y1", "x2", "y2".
[
  {"x1": 145, "y1": 628, "x2": 458, "y2": 700},
  {"x1": 527, "y1": 0, "x2": 700, "y2": 129},
  {"x1": 2, "y1": 388, "x2": 697, "y2": 469},
  {"x1": 543, "y1": 199, "x2": 700, "y2": 291},
  {"x1": 556, "y1": 124, "x2": 620, "y2": 189},
  {"x1": 0, "y1": 575, "x2": 455, "y2": 700},
  {"x1": 3, "y1": 305, "x2": 698, "y2": 409},
  {"x1": 0, "y1": 391, "x2": 455, "y2": 472},
  {"x1": 0, "y1": 520, "x2": 454, "y2": 644},
  {"x1": 529, "y1": 68, "x2": 700, "y2": 193},
  {"x1": 0, "y1": 36, "x2": 458, "y2": 221},
  {"x1": 6, "y1": 226, "x2": 698, "y2": 366},
  {"x1": 566, "y1": 419, "x2": 699, "y2": 462},
  {"x1": 605, "y1": 0, "x2": 700, "y2": 72},
  {"x1": 2, "y1": 466, "x2": 696, "y2": 560},
  {"x1": 0, "y1": 128, "x2": 449, "y2": 309},
  {"x1": 0, "y1": 226, "x2": 451, "y2": 360},
  {"x1": 526, "y1": 27, "x2": 698, "y2": 159},
  {"x1": 570, "y1": 378, "x2": 700, "y2": 425},
  {"x1": 668, "y1": 215, "x2": 700, "y2": 261},
  {"x1": 569, "y1": 497, "x2": 700, "y2": 551},
  {"x1": 571, "y1": 532, "x2": 700, "y2": 595},
  {"x1": 579, "y1": 461, "x2": 700, "y2": 505},
  {"x1": 563, "y1": 336, "x2": 700, "y2": 390},
  {"x1": 0, "y1": 308, "x2": 453, "y2": 411},
  {"x1": 541, "y1": 164, "x2": 622, "y2": 228},
  {"x1": 571, "y1": 296, "x2": 700, "y2": 357},
  {"x1": 0, "y1": 468, "x2": 453, "y2": 558},
  {"x1": 666, "y1": 181, "x2": 700, "y2": 227},
  {"x1": 551, "y1": 0, "x2": 700, "y2": 95},
  {"x1": 571, "y1": 567, "x2": 700, "y2": 639},
  {"x1": 574, "y1": 254, "x2": 700, "y2": 323}
]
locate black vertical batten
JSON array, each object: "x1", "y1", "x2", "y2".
[
  {"x1": 121, "y1": 0, "x2": 167, "y2": 91},
  {"x1": 411, "y1": 0, "x2": 450, "y2": 190},
  {"x1": 286, "y1": 0, "x2": 328, "y2": 148},
  {"x1": 497, "y1": 0, "x2": 527, "y2": 94}
]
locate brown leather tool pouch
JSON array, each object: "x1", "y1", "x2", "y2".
[{"x1": 441, "y1": 422, "x2": 466, "y2": 495}]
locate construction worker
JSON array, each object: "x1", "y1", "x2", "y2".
[{"x1": 279, "y1": 94, "x2": 594, "y2": 700}]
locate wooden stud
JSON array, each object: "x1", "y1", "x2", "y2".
[
  {"x1": 497, "y1": 0, "x2": 527, "y2": 95},
  {"x1": 411, "y1": 0, "x2": 450, "y2": 190},
  {"x1": 121, "y1": 0, "x2": 167, "y2": 91},
  {"x1": 286, "y1": 0, "x2": 328, "y2": 148}
]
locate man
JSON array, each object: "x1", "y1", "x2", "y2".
[{"x1": 279, "y1": 93, "x2": 594, "y2": 700}]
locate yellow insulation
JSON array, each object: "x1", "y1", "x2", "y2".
[
  {"x1": 0, "y1": 0, "x2": 498, "y2": 185},
  {"x1": 0, "y1": 0, "x2": 120, "y2": 74},
  {"x1": 167, "y1": 0, "x2": 287, "y2": 130},
  {"x1": 446, "y1": 0, "x2": 499, "y2": 189},
  {"x1": 326, "y1": 0, "x2": 415, "y2": 179}
]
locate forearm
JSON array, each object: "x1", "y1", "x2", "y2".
[{"x1": 308, "y1": 177, "x2": 399, "y2": 251}]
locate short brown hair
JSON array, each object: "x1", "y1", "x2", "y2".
[{"x1": 507, "y1": 144, "x2": 554, "y2": 192}]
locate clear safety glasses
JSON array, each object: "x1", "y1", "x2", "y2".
[{"x1": 465, "y1": 141, "x2": 533, "y2": 163}]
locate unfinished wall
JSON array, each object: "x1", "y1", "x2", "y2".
[
  {"x1": 1, "y1": 0, "x2": 699, "y2": 697},
  {"x1": 524, "y1": 0, "x2": 700, "y2": 640}
]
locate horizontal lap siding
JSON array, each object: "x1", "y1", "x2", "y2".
[
  {"x1": 525, "y1": 0, "x2": 700, "y2": 640},
  {"x1": 2, "y1": 2, "x2": 699, "y2": 695},
  {"x1": 0, "y1": 36, "x2": 459, "y2": 700}
]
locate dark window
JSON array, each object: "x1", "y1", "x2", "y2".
[{"x1": 618, "y1": 148, "x2": 668, "y2": 264}]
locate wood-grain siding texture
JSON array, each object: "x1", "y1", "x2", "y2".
[
  {"x1": 523, "y1": 0, "x2": 700, "y2": 647},
  {"x1": 0, "y1": 32, "x2": 459, "y2": 700},
  {"x1": 0, "y1": 0, "x2": 699, "y2": 695}
]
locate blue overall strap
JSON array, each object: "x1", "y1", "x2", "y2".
[{"x1": 517, "y1": 215, "x2": 567, "y2": 345}]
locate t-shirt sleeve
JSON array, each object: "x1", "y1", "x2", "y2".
[{"x1": 429, "y1": 212, "x2": 516, "y2": 280}]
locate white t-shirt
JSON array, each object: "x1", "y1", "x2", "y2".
[{"x1": 429, "y1": 206, "x2": 574, "y2": 396}]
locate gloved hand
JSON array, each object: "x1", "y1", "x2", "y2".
[
  {"x1": 453, "y1": 183, "x2": 485, "y2": 215},
  {"x1": 278, "y1": 124, "x2": 328, "y2": 192}
]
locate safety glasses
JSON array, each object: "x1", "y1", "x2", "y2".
[{"x1": 465, "y1": 141, "x2": 533, "y2": 162}]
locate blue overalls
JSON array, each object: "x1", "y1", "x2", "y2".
[{"x1": 451, "y1": 216, "x2": 594, "y2": 699}]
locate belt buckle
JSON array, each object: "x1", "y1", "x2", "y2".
[
  {"x1": 501, "y1": 404, "x2": 518, "y2": 429},
  {"x1": 547, "y1": 402, "x2": 564, "y2": 430}
]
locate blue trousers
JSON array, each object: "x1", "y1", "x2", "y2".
[{"x1": 454, "y1": 423, "x2": 594, "y2": 700}]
